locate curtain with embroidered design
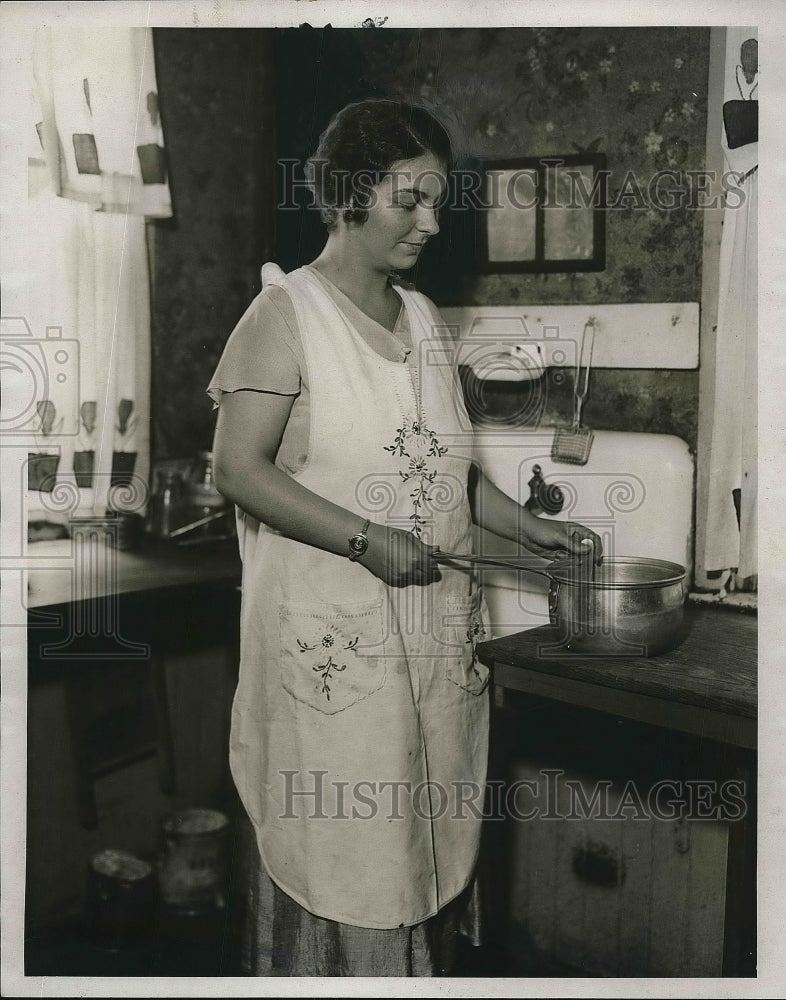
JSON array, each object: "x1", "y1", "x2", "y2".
[{"x1": 20, "y1": 27, "x2": 170, "y2": 520}]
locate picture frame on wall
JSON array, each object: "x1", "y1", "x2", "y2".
[{"x1": 479, "y1": 154, "x2": 607, "y2": 273}]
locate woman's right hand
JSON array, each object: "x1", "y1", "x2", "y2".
[{"x1": 360, "y1": 523, "x2": 442, "y2": 588}]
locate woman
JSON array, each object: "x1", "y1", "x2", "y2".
[{"x1": 208, "y1": 99, "x2": 602, "y2": 977}]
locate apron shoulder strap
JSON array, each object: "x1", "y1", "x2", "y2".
[
  {"x1": 394, "y1": 283, "x2": 452, "y2": 347},
  {"x1": 260, "y1": 261, "x2": 288, "y2": 289}
]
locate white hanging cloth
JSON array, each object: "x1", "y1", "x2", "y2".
[
  {"x1": 16, "y1": 27, "x2": 170, "y2": 518},
  {"x1": 32, "y1": 27, "x2": 171, "y2": 217},
  {"x1": 702, "y1": 27, "x2": 758, "y2": 580}
]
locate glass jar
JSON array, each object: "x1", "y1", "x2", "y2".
[
  {"x1": 149, "y1": 469, "x2": 185, "y2": 539},
  {"x1": 84, "y1": 848, "x2": 156, "y2": 952},
  {"x1": 155, "y1": 808, "x2": 230, "y2": 915},
  {"x1": 186, "y1": 451, "x2": 228, "y2": 537}
]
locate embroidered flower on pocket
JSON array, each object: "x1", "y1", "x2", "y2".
[
  {"x1": 280, "y1": 601, "x2": 386, "y2": 715},
  {"x1": 295, "y1": 630, "x2": 360, "y2": 702},
  {"x1": 312, "y1": 655, "x2": 346, "y2": 700}
]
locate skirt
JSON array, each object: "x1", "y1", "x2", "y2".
[{"x1": 233, "y1": 808, "x2": 483, "y2": 977}]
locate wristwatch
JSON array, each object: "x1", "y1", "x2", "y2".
[{"x1": 348, "y1": 519, "x2": 371, "y2": 561}]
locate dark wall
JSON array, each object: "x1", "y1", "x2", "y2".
[
  {"x1": 150, "y1": 27, "x2": 708, "y2": 459},
  {"x1": 149, "y1": 29, "x2": 275, "y2": 461}
]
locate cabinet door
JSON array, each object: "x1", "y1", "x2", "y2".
[{"x1": 507, "y1": 758, "x2": 728, "y2": 976}]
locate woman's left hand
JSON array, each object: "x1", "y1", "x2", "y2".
[
  {"x1": 519, "y1": 515, "x2": 603, "y2": 565},
  {"x1": 467, "y1": 466, "x2": 603, "y2": 566}
]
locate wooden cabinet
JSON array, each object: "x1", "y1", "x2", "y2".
[{"x1": 479, "y1": 607, "x2": 757, "y2": 977}]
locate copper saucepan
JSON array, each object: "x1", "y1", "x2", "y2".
[{"x1": 432, "y1": 544, "x2": 687, "y2": 657}]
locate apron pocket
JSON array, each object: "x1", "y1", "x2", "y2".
[
  {"x1": 279, "y1": 598, "x2": 387, "y2": 715},
  {"x1": 441, "y1": 593, "x2": 490, "y2": 695}
]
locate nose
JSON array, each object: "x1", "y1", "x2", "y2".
[{"x1": 415, "y1": 204, "x2": 440, "y2": 237}]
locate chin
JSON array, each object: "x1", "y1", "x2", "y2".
[{"x1": 392, "y1": 252, "x2": 421, "y2": 270}]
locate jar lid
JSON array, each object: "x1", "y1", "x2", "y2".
[
  {"x1": 163, "y1": 808, "x2": 229, "y2": 837},
  {"x1": 91, "y1": 849, "x2": 152, "y2": 881}
]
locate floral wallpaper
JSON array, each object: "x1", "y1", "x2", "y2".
[
  {"x1": 275, "y1": 26, "x2": 709, "y2": 447},
  {"x1": 348, "y1": 27, "x2": 710, "y2": 308},
  {"x1": 152, "y1": 28, "x2": 708, "y2": 459}
]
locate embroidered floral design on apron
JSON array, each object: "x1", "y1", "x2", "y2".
[
  {"x1": 384, "y1": 416, "x2": 449, "y2": 537},
  {"x1": 440, "y1": 594, "x2": 491, "y2": 696},
  {"x1": 227, "y1": 263, "x2": 490, "y2": 930}
]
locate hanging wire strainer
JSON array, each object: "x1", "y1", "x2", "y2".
[{"x1": 551, "y1": 316, "x2": 597, "y2": 465}]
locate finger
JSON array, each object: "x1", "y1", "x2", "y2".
[
  {"x1": 581, "y1": 529, "x2": 603, "y2": 564},
  {"x1": 411, "y1": 553, "x2": 440, "y2": 585},
  {"x1": 571, "y1": 530, "x2": 593, "y2": 557},
  {"x1": 571, "y1": 528, "x2": 603, "y2": 565}
]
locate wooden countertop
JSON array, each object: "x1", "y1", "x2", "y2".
[
  {"x1": 26, "y1": 538, "x2": 243, "y2": 680},
  {"x1": 26, "y1": 537, "x2": 241, "y2": 611},
  {"x1": 477, "y1": 605, "x2": 757, "y2": 748}
]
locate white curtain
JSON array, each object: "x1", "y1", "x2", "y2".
[
  {"x1": 701, "y1": 27, "x2": 758, "y2": 585},
  {"x1": 18, "y1": 27, "x2": 170, "y2": 520},
  {"x1": 32, "y1": 27, "x2": 171, "y2": 218}
]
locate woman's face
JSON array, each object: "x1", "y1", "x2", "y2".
[{"x1": 349, "y1": 152, "x2": 447, "y2": 272}]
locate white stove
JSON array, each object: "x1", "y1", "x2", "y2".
[
  {"x1": 439, "y1": 302, "x2": 698, "y2": 640},
  {"x1": 469, "y1": 428, "x2": 694, "y2": 638}
]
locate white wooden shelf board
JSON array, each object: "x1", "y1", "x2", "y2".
[{"x1": 441, "y1": 303, "x2": 699, "y2": 370}]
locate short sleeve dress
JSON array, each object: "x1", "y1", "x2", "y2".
[{"x1": 207, "y1": 264, "x2": 486, "y2": 977}]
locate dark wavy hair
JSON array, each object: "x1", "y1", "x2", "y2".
[{"x1": 305, "y1": 99, "x2": 453, "y2": 230}]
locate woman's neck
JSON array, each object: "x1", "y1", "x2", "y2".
[{"x1": 310, "y1": 239, "x2": 393, "y2": 309}]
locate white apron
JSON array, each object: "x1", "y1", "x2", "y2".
[{"x1": 230, "y1": 263, "x2": 490, "y2": 929}]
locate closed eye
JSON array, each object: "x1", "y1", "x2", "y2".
[{"x1": 395, "y1": 194, "x2": 441, "y2": 224}]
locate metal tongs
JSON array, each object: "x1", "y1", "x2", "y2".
[
  {"x1": 433, "y1": 538, "x2": 598, "y2": 630},
  {"x1": 431, "y1": 551, "x2": 553, "y2": 573},
  {"x1": 431, "y1": 537, "x2": 599, "y2": 581}
]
